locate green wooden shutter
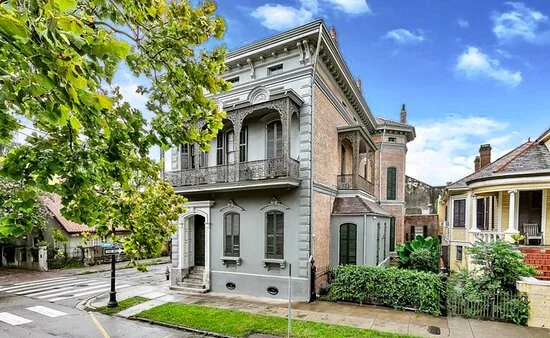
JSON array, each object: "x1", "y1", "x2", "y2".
[{"x1": 387, "y1": 167, "x2": 396, "y2": 200}]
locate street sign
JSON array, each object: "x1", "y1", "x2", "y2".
[{"x1": 103, "y1": 248, "x2": 124, "y2": 255}]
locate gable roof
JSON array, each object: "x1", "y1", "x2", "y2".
[
  {"x1": 42, "y1": 194, "x2": 126, "y2": 234},
  {"x1": 448, "y1": 130, "x2": 550, "y2": 190}
]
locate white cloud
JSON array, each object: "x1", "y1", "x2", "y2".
[
  {"x1": 407, "y1": 115, "x2": 515, "y2": 186},
  {"x1": 325, "y1": 0, "x2": 370, "y2": 14},
  {"x1": 251, "y1": 2, "x2": 315, "y2": 31},
  {"x1": 455, "y1": 46, "x2": 522, "y2": 87},
  {"x1": 492, "y1": 2, "x2": 550, "y2": 44},
  {"x1": 251, "y1": 0, "x2": 370, "y2": 31},
  {"x1": 457, "y1": 19, "x2": 469, "y2": 28},
  {"x1": 384, "y1": 29, "x2": 425, "y2": 44}
]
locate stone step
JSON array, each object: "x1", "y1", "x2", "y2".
[
  {"x1": 170, "y1": 285, "x2": 209, "y2": 294},
  {"x1": 177, "y1": 281, "x2": 206, "y2": 289},
  {"x1": 183, "y1": 276, "x2": 203, "y2": 283}
]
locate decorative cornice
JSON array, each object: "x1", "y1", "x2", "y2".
[
  {"x1": 260, "y1": 197, "x2": 290, "y2": 211},
  {"x1": 220, "y1": 199, "x2": 245, "y2": 213}
]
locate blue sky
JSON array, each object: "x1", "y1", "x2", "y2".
[{"x1": 113, "y1": 0, "x2": 550, "y2": 186}]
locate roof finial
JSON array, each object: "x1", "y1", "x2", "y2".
[{"x1": 400, "y1": 104, "x2": 407, "y2": 124}]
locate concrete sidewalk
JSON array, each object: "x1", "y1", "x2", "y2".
[{"x1": 91, "y1": 290, "x2": 550, "y2": 338}]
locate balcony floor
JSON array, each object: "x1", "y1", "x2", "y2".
[{"x1": 172, "y1": 177, "x2": 301, "y2": 194}]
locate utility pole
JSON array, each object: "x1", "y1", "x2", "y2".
[{"x1": 107, "y1": 224, "x2": 118, "y2": 308}]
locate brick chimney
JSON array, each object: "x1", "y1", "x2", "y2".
[
  {"x1": 479, "y1": 144, "x2": 492, "y2": 169},
  {"x1": 474, "y1": 156, "x2": 480, "y2": 171},
  {"x1": 355, "y1": 78, "x2": 361, "y2": 91},
  {"x1": 400, "y1": 104, "x2": 407, "y2": 124},
  {"x1": 329, "y1": 26, "x2": 338, "y2": 45}
]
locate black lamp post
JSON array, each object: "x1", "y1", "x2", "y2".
[{"x1": 107, "y1": 225, "x2": 118, "y2": 308}]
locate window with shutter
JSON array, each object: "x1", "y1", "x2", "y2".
[
  {"x1": 216, "y1": 133, "x2": 225, "y2": 165},
  {"x1": 181, "y1": 145, "x2": 191, "y2": 170},
  {"x1": 266, "y1": 121, "x2": 282, "y2": 158},
  {"x1": 171, "y1": 147, "x2": 179, "y2": 170},
  {"x1": 341, "y1": 145, "x2": 346, "y2": 174},
  {"x1": 239, "y1": 126, "x2": 248, "y2": 162},
  {"x1": 226, "y1": 131, "x2": 236, "y2": 165},
  {"x1": 265, "y1": 211, "x2": 284, "y2": 259},
  {"x1": 453, "y1": 199, "x2": 466, "y2": 227},
  {"x1": 389, "y1": 217, "x2": 396, "y2": 251},
  {"x1": 387, "y1": 167, "x2": 397, "y2": 200},
  {"x1": 339, "y1": 223, "x2": 357, "y2": 265},
  {"x1": 224, "y1": 213, "x2": 240, "y2": 257}
]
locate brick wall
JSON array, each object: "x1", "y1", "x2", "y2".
[{"x1": 404, "y1": 214, "x2": 439, "y2": 241}]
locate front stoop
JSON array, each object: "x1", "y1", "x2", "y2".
[{"x1": 171, "y1": 266, "x2": 208, "y2": 294}]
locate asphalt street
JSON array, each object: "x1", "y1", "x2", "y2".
[{"x1": 0, "y1": 263, "x2": 197, "y2": 337}]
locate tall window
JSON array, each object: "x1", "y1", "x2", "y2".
[
  {"x1": 224, "y1": 213, "x2": 240, "y2": 257},
  {"x1": 217, "y1": 128, "x2": 248, "y2": 165},
  {"x1": 265, "y1": 211, "x2": 284, "y2": 259},
  {"x1": 389, "y1": 217, "x2": 396, "y2": 252},
  {"x1": 453, "y1": 199, "x2": 466, "y2": 227},
  {"x1": 476, "y1": 197, "x2": 491, "y2": 230},
  {"x1": 339, "y1": 223, "x2": 357, "y2": 265},
  {"x1": 239, "y1": 126, "x2": 248, "y2": 162},
  {"x1": 341, "y1": 145, "x2": 346, "y2": 174},
  {"x1": 179, "y1": 144, "x2": 195, "y2": 170},
  {"x1": 386, "y1": 167, "x2": 397, "y2": 200},
  {"x1": 266, "y1": 121, "x2": 283, "y2": 158},
  {"x1": 456, "y1": 246, "x2": 463, "y2": 261}
]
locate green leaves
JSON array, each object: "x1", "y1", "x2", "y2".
[{"x1": 396, "y1": 235, "x2": 440, "y2": 272}]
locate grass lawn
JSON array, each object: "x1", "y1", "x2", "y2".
[
  {"x1": 135, "y1": 303, "x2": 412, "y2": 338},
  {"x1": 94, "y1": 296, "x2": 149, "y2": 316}
]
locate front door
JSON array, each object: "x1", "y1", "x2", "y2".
[{"x1": 194, "y1": 216, "x2": 205, "y2": 266}]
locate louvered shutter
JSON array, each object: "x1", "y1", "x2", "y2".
[
  {"x1": 181, "y1": 145, "x2": 190, "y2": 170},
  {"x1": 171, "y1": 147, "x2": 180, "y2": 170}
]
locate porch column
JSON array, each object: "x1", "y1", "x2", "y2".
[
  {"x1": 204, "y1": 221, "x2": 211, "y2": 289},
  {"x1": 470, "y1": 194, "x2": 480, "y2": 233},
  {"x1": 228, "y1": 112, "x2": 243, "y2": 181},
  {"x1": 281, "y1": 99, "x2": 291, "y2": 163},
  {"x1": 505, "y1": 190, "x2": 519, "y2": 234}
]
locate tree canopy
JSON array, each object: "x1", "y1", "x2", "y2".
[{"x1": 0, "y1": 0, "x2": 229, "y2": 261}]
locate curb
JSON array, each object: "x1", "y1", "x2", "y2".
[{"x1": 128, "y1": 316, "x2": 233, "y2": 338}]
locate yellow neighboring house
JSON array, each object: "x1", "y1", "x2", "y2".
[{"x1": 441, "y1": 127, "x2": 550, "y2": 272}]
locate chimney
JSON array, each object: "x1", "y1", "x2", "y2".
[
  {"x1": 400, "y1": 104, "x2": 407, "y2": 124},
  {"x1": 355, "y1": 78, "x2": 361, "y2": 91},
  {"x1": 474, "y1": 156, "x2": 480, "y2": 172},
  {"x1": 329, "y1": 26, "x2": 338, "y2": 45},
  {"x1": 479, "y1": 144, "x2": 492, "y2": 169}
]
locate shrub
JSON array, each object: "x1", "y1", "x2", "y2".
[
  {"x1": 468, "y1": 240, "x2": 536, "y2": 292},
  {"x1": 397, "y1": 235, "x2": 440, "y2": 273},
  {"x1": 331, "y1": 265, "x2": 442, "y2": 315},
  {"x1": 409, "y1": 248, "x2": 439, "y2": 273}
]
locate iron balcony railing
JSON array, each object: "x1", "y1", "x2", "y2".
[
  {"x1": 337, "y1": 174, "x2": 375, "y2": 195},
  {"x1": 165, "y1": 157, "x2": 300, "y2": 187}
]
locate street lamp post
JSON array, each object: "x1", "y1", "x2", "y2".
[{"x1": 107, "y1": 225, "x2": 118, "y2": 308}]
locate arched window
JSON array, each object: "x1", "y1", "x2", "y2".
[
  {"x1": 339, "y1": 223, "x2": 357, "y2": 265},
  {"x1": 266, "y1": 121, "x2": 283, "y2": 158},
  {"x1": 387, "y1": 167, "x2": 397, "y2": 200},
  {"x1": 224, "y1": 213, "x2": 240, "y2": 257},
  {"x1": 265, "y1": 211, "x2": 284, "y2": 259}
]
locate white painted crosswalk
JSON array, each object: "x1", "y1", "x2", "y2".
[
  {"x1": 0, "y1": 277, "x2": 130, "y2": 303},
  {"x1": 0, "y1": 305, "x2": 68, "y2": 326}
]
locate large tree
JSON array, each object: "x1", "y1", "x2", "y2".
[{"x1": 0, "y1": 0, "x2": 229, "y2": 260}]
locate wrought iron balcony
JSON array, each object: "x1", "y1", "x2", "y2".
[
  {"x1": 165, "y1": 157, "x2": 300, "y2": 191},
  {"x1": 337, "y1": 174, "x2": 375, "y2": 195}
]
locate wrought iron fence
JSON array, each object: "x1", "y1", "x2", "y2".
[{"x1": 447, "y1": 289, "x2": 527, "y2": 322}]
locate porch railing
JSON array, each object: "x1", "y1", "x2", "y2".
[
  {"x1": 474, "y1": 231, "x2": 504, "y2": 243},
  {"x1": 165, "y1": 157, "x2": 300, "y2": 187},
  {"x1": 337, "y1": 174, "x2": 375, "y2": 195}
]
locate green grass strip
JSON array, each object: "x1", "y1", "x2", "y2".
[
  {"x1": 136, "y1": 302, "x2": 412, "y2": 338},
  {"x1": 94, "y1": 296, "x2": 149, "y2": 316}
]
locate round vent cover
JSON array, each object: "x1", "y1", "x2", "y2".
[
  {"x1": 267, "y1": 286, "x2": 279, "y2": 295},
  {"x1": 226, "y1": 282, "x2": 236, "y2": 290}
]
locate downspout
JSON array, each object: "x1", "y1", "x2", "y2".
[
  {"x1": 378, "y1": 123, "x2": 387, "y2": 201},
  {"x1": 308, "y1": 23, "x2": 323, "y2": 300}
]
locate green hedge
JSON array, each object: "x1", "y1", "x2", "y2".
[{"x1": 331, "y1": 265, "x2": 442, "y2": 316}]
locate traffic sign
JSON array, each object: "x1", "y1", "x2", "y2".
[{"x1": 103, "y1": 248, "x2": 124, "y2": 255}]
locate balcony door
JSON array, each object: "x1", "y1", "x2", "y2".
[
  {"x1": 266, "y1": 121, "x2": 283, "y2": 158},
  {"x1": 519, "y1": 190, "x2": 542, "y2": 234}
]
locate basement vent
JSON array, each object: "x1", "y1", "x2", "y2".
[
  {"x1": 267, "y1": 286, "x2": 279, "y2": 295},
  {"x1": 226, "y1": 282, "x2": 236, "y2": 290}
]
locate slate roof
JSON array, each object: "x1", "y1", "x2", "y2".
[
  {"x1": 332, "y1": 195, "x2": 390, "y2": 216},
  {"x1": 448, "y1": 137, "x2": 550, "y2": 189},
  {"x1": 42, "y1": 194, "x2": 126, "y2": 234}
]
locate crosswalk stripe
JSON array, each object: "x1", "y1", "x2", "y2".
[
  {"x1": 49, "y1": 284, "x2": 130, "y2": 302},
  {"x1": 1, "y1": 278, "x2": 78, "y2": 293},
  {"x1": 38, "y1": 283, "x2": 110, "y2": 299},
  {"x1": 14, "y1": 276, "x2": 67, "y2": 286},
  {"x1": 26, "y1": 306, "x2": 67, "y2": 318},
  {"x1": 0, "y1": 312, "x2": 33, "y2": 325},
  {"x1": 14, "y1": 279, "x2": 97, "y2": 296},
  {"x1": 26, "y1": 281, "x2": 105, "y2": 297}
]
